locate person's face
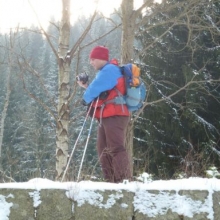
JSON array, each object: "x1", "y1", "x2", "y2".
[{"x1": 90, "y1": 58, "x2": 107, "y2": 70}]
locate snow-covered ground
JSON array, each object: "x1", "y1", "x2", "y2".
[{"x1": 0, "y1": 176, "x2": 220, "y2": 220}]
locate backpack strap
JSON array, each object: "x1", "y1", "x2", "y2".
[{"x1": 99, "y1": 87, "x2": 126, "y2": 118}]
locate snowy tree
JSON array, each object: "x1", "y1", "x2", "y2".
[{"x1": 133, "y1": 0, "x2": 220, "y2": 178}]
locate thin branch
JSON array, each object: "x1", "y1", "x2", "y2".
[
  {"x1": 133, "y1": 78, "x2": 220, "y2": 122},
  {"x1": 18, "y1": 56, "x2": 57, "y2": 108},
  {"x1": 18, "y1": 65, "x2": 57, "y2": 120},
  {"x1": 69, "y1": 11, "x2": 97, "y2": 60},
  {"x1": 80, "y1": 23, "x2": 121, "y2": 50},
  {"x1": 27, "y1": 0, "x2": 59, "y2": 61},
  {"x1": 0, "y1": 170, "x2": 16, "y2": 182}
]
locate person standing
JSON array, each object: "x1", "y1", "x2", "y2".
[{"x1": 77, "y1": 45, "x2": 132, "y2": 183}]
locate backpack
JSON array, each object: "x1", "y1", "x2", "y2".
[
  {"x1": 110, "y1": 61, "x2": 147, "y2": 112},
  {"x1": 120, "y1": 63, "x2": 147, "y2": 112}
]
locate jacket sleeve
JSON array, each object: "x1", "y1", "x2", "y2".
[{"x1": 83, "y1": 65, "x2": 121, "y2": 104}]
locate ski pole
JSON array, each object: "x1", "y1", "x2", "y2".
[
  {"x1": 77, "y1": 97, "x2": 99, "y2": 182},
  {"x1": 61, "y1": 101, "x2": 94, "y2": 182}
]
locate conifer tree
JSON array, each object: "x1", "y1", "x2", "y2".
[{"x1": 134, "y1": 0, "x2": 220, "y2": 178}]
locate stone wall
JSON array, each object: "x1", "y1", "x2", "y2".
[{"x1": 0, "y1": 183, "x2": 219, "y2": 220}]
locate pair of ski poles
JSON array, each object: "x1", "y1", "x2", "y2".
[{"x1": 61, "y1": 97, "x2": 99, "y2": 182}]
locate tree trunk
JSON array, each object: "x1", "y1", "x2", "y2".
[
  {"x1": 0, "y1": 32, "x2": 13, "y2": 172},
  {"x1": 0, "y1": 31, "x2": 15, "y2": 183},
  {"x1": 0, "y1": 64, "x2": 11, "y2": 160},
  {"x1": 56, "y1": 0, "x2": 71, "y2": 180},
  {"x1": 121, "y1": 0, "x2": 136, "y2": 177},
  {"x1": 121, "y1": 0, "x2": 136, "y2": 64}
]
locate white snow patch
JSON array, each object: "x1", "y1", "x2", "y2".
[
  {"x1": 68, "y1": 188, "x2": 123, "y2": 209},
  {"x1": 29, "y1": 190, "x2": 41, "y2": 208},
  {"x1": 0, "y1": 194, "x2": 13, "y2": 220},
  {"x1": 121, "y1": 203, "x2": 128, "y2": 208},
  {"x1": 134, "y1": 190, "x2": 212, "y2": 218}
]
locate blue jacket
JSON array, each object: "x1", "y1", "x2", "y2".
[{"x1": 83, "y1": 63, "x2": 122, "y2": 104}]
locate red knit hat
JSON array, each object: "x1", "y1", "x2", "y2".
[{"x1": 89, "y1": 46, "x2": 109, "y2": 61}]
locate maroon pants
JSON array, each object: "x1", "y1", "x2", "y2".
[{"x1": 97, "y1": 116, "x2": 131, "y2": 183}]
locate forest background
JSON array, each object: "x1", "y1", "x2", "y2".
[{"x1": 0, "y1": 0, "x2": 219, "y2": 183}]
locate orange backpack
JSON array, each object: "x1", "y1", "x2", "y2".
[{"x1": 110, "y1": 60, "x2": 147, "y2": 112}]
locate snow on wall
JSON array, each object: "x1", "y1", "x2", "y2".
[{"x1": 0, "y1": 177, "x2": 220, "y2": 220}]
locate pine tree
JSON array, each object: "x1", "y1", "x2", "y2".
[{"x1": 134, "y1": 0, "x2": 220, "y2": 179}]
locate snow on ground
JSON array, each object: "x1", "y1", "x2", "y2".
[{"x1": 0, "y1": 176, "x2": 220, "y2": 220}]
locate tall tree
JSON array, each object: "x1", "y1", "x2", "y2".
[
  {"x1": 133, "y1": 0, "x2": 220, "y2": 178},
  {"x1": 55, "y1": 0, "x2": 72, "y2": 180},
  {"x1": 25, "y1": 0, "x2": 122, "y2": 180},
  {"x1": 0, "y1": 31, "x2": 15, "y2": 180},
  {"x1": 120, "y1": 0, "x2": 220, "y2": 179},
  {"x1": 120, "y1": 0, "x2": 154, "y2": 176}
]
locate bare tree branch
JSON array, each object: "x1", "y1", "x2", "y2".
[
  {"x1": 27, "y1": 0, "x2": 59, "y2": 61},
  {"x1": 69, "y1": 11, "x2": 97, "y2": 60},
  {"x1": 18, "y1": 64, "x2": 57, "y2": 120}
]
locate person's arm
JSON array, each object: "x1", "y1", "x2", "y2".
[{"x1": 83, "y1": 66, "x2": 119, "y2": 104}]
